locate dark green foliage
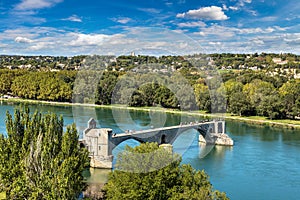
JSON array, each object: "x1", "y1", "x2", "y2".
[
  {"x1": 96, "y1": 72, "x2": 120, "y2": 105},
  {"x1": 279, "y1": 80, "x2": 300, "y2": 119},
  {"x1": 128, "y1": 83, "x2": 178, "y2": 108},
  {"x1": 10, "y1": 70, "x2": 75, "y2": 102},
  {"x1": 103, "y1": 143, "x2": 229, "y2": 200},
  {"x1": 0, "y1": 108, "x2": 89, "y2": 199}
]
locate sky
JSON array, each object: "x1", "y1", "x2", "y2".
[{"x1": 0, "y1": 0, "x2": 300, "y2": 56}]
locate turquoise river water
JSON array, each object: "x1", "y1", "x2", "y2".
[{"x1": 0, "y1": 101, "x2": 300, "y2": 200}]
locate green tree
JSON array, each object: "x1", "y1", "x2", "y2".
[
  {"x1": 0, "y1": 108, "x2": 89, "y2": 199},
  {"x1": 0, "y1": 72, "x2": 16, "y2": 95},
  {"x1": 155, "y1": 85, "x2": 178, "y2": 108},
  {"x1": 279, "y1": 80, "x2": 300, "y2": 119},
  {"x1": 258, "y1": 92, "x2": 282, "y2": 119},
  {"x1": 243, "y1": 79, "x2": 276, "y2": 116},
  {"x1": 96, "y1": 72, "x2": 119, "y2": 105},
  {"x1": 194, "y1": 83, "x2": 211, "y2": 112},
  {"x1": 103, "y1": 143, "x2": 228, "y2": 200},
  {"x1": 228, "y1": 91, "x2": 252, "y2": 116}
]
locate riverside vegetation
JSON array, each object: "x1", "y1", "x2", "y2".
[
  {"x1": 0, "y1": 53, "x2": 299, "y2": 120},
  {"x1": 102, "y1": 143, "x2": 228, "y2": 200},
  {"x1": 0, "y1": 109, "x2": 229, "y2": 200}
]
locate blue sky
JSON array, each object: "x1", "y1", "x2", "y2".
[{"x1": 0, "y1": 0, "x2": 300, "y2": 55}]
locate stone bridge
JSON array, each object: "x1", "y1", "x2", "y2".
[{"x1": 80, "y1": 118, "x2": 233, "y2": 168}]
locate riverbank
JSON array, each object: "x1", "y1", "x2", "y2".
[{"x1": 1, "y1": 98, "x2": 300, "y2": 130}]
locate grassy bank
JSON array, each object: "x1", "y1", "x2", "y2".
[{"x1": 2, "y1": 98, "x2": 300, "y2": 130}]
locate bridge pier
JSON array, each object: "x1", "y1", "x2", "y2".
[
  {"x1": 81, "y1": 119, "x2": 114, "y2": 168},
  {"x1": 159, "y1": 144, "x2": 173, "y2": 154},
  {"x1": 199, "y1": 121, "x2": 233, "y2": 146}
]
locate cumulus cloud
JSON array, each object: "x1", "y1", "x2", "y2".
[
  {"x1": 15, "y1": 36, "x2": 33, "y2": 43},
  {"x1": 14, "y1": 0, "x2": 63, "y2": 10},
  {"x1": 69, "y1": 33, "x2": 111, "y2": 46},
  {"x1": 111, "y1": 17, "x2": 132, "y2": 24},
  {"x1": 176, "y1": 6, "x2": 229, "y2": 20},
  {"x1": 62, "y1": 15, "x2": 82, "y2": 22}
]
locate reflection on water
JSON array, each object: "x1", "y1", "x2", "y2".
[
  {"x1": 199, "y1": 144, "x2": 233, "y2": 160},
  {"x1": 198, "y1": 143, "x2": 215, "y2": 159},
  {"x1": 83, "y1": 168, "x2": 111, "y2": 184}
]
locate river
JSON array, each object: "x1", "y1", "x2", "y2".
[{"x1": 1, "y1": 101, "x2": 300, "y2": 200}]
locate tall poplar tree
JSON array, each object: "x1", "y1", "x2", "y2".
[{"x1": 0, "y1": 108, "x2": 89, "y2": 199}]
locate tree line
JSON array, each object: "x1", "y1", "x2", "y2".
[
  {"x1": 2, "y1": 53, "x2": 300, "y2": 71},
  {"x1": 0, "y1": 68, "x2": 299, "y2": 120}
]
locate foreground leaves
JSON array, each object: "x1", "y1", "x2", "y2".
[
  {"x1": 103, "y1": 143, "x2": 228, "y2": 200},
  {"x1": 0, "y1": 108, "x2": 89, "y2": 199}
]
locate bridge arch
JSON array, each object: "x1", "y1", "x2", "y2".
[
  {"x1": 81, "y1": 118, "x2": 227, "y2": 168},
  {"x1": 161, "y1": 134, "x2": 167, "y2": 144},
  {"x1": 110, "y1": 124, "x2": 213, "y2": 153},
  {"x1": 112, "y1": 138, "x2": 141, "y2": 154},
  {"x1": 110, "y1": 136, "x2": 146, "y2": 152}
]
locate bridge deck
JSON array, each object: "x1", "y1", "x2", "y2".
[{"x1": 113, "y1": 121, "x2": 217, "y2": 138}]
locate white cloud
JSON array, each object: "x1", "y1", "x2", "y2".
[
  {"x1": 69, "y1": 33, "x2": 111, "y2": 46},
  {"x1": 15, "y1": 36, "x2": 33, "y2": 43},
  {"x1": 229, "y1": 6, "x2": 239, "y2": 11},
  {"x1": 238, "y1": 27, "x2": 275, "y2": 34},
  {"x1": 258, "y1": 16, "x2": 278, "y2": 22},
  {"x1": 165, "y1": 2, "x2": 173, "y2": 7},
  {"x1": 208, "y1": 41, "x2": 222, "y2": 45},
  {"x1": 1, "y1": 26, "x2": 300, "y2": 56},
  {"x1": 274, "y1": 26, "x2": 289, "y2": 31},
  {"x1": 111, "y1": 17, "x2": 132, "y2": 24},
  {"x1": 238, "y1": 0, "x2": 252, "y2": 7},
  {"x1": 251, "y1": 38, "x2": 264, "y2": 45},
  {"x1": 195, "y1": 25, "x2": 235, "y2": 38},
  {"x1": 222, "y1": 4, "x2": 228, "y2": 11},
  {"x1": 0, "y1": 29, "x2": 38, "y2": 41},
  {"x1": 228, "y1": 0, "x2": 252, "y2": 11},
  {"x1": 177, "y1": 21, "x2": 206, "y2": 28},
  {"x1": 62, "y1": 15, "x2": 82, "y2": 22},
  {"x1": 138, "y1": 8, "x2": 161, "y2": 14},
  {"x1": 8, "y1": 9, "x2": 46, "y2": 25},
  {"x1": 14, "y1": 0, "x2": 63, "y2": 10},
  {"x1": 0, "y1": 27, "x2": 207, "y2": 56},
  {"x1": 176, "y1": 6, "x2": 229, "y2": 21},
  {"x1": 194, "y1": 25, "x2": 278, "y2": 41},
  {"x1": 29, "y1": 41, "x2": 51, "y2": 50},
  {"x1": 282, "y1": 33, "x2": 300, "y2": 44}
]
